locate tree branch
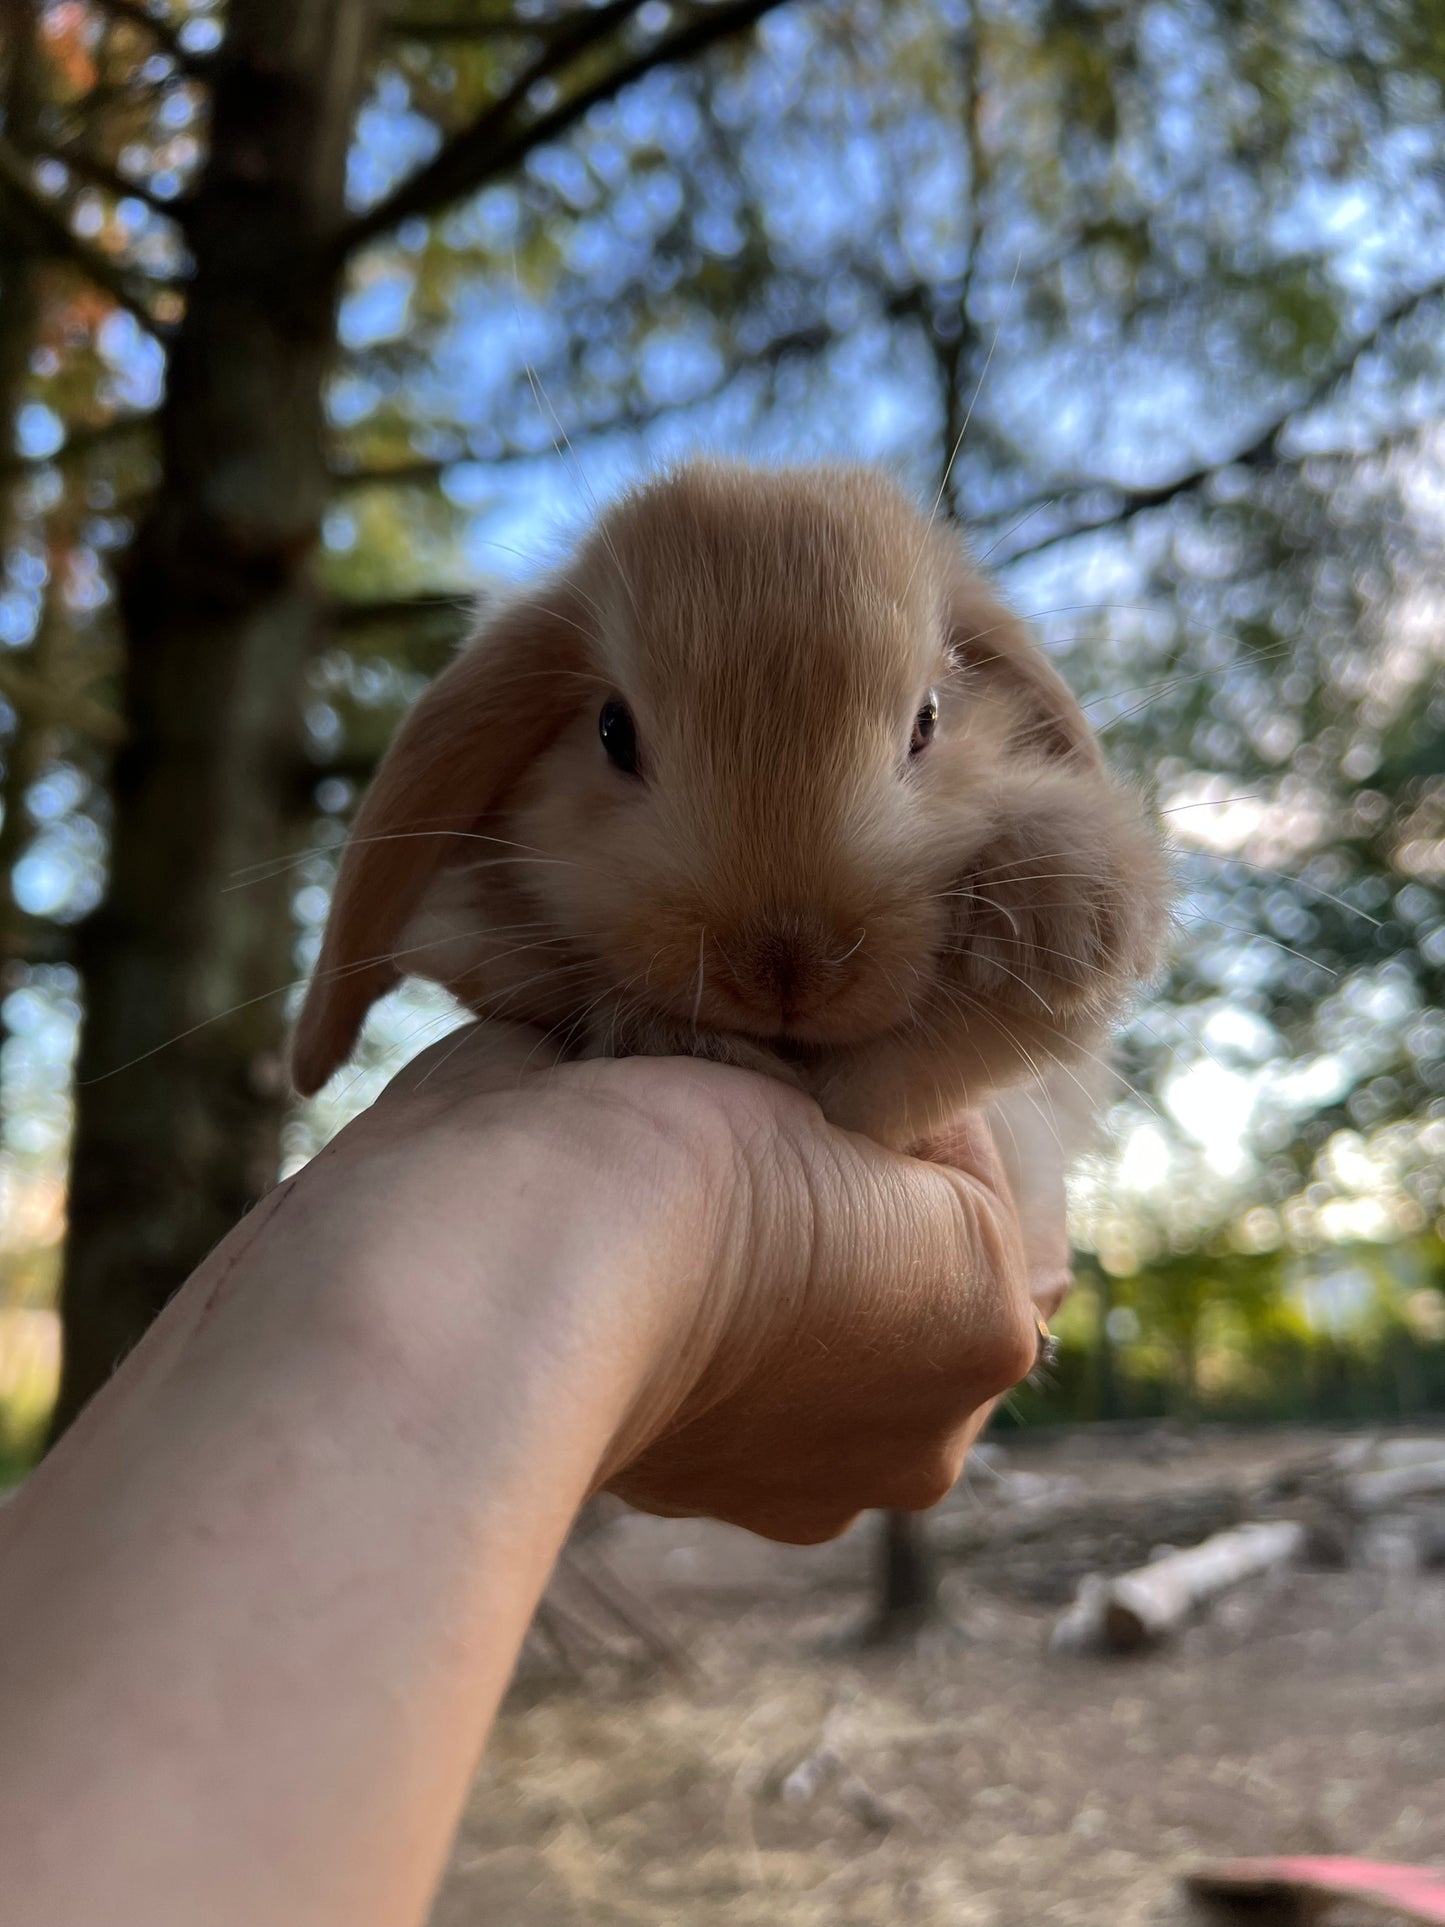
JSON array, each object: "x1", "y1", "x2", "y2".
[
  {"x1": 990, "y1": 272, "x2": 1445, "y2": 565},
  {"x1": 381, "y1": 6, "x2": 527, "y2": 40},
  {"x1": 342, "y1": 0, "x2": 646, "y2": 250},
  {"x1": 327, "y1": 314, "x2": 837, "y2": 490},
  {"x1": 0, "y1": 410, "x2": 155, "y2": 478},
  {"x1": 337, "y1": 0, "x2": 788, "y2": 257},
  {"x1": 0, "y1": 663, "x2": 125, "y2": 743},
  {"x1": 326, "y1": 290, "x2": 962, "y2": 493},
  {"x1": 328, "y1": 456, "x2": 461, "y2": 490},
  {"x1": 0, "y1": 136, "x2": 174, "y2": 334},
  {"x1": 0, "y1": 910, "x2": 75, "y2": 965},
  {"x1": 383, "y1": 2, "x2": 634, "y2": 38},
  {"x1": 328, "y1": 592, "x2": 475, "y2": 631},
  {"x1": 456, "y1": 0, "x2": 644, "y2": 132},
  {"x1": 321, "y1": 595, "x2": 474, "y2": 672},
  {"x1": 32, "y1": 138, "x2": 180, "y2": 221}
]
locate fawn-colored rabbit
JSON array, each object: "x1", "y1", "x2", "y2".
[{"x1": 294, "y1": 461, "x2": 1168, "y2": 1154}]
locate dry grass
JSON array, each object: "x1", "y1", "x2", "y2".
[{"x1": 432, "y1": 1429, "x2": 1445, "y2": 1927}]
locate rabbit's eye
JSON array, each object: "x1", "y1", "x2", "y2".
[
  {"x1": 910, "y1": 690, "x2": 938, "y2": 757},
  {"x1": 599, "y1": 699, "x2": 641, "y2": 776}
]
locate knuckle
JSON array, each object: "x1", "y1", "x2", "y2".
[
  {"x1": 750, "y1": 1505, "x2": 862, "y2": 1547},
  {"x1": 981, "y1": 1300, "x2": 1041, "y2": 1396},
  {"x1": 883, "y1": 1450, "x2": 961, "y2": 1514}
]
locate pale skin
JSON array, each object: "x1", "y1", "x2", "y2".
[{"x1": 0, "y1": 1027, "x2": 1069, "y2": 1927}]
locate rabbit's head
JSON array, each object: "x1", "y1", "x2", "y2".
[{"x1": 293, "y1": 462, "x2": 1168, "y2": 1118}]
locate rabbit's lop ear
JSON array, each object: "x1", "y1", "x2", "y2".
[
  {"x1": 944, "y1": 558, "x2": 1099, "y2": 767},
  {"x1": 290, "y1": 586, "x2": 593, "y2": 1096}
]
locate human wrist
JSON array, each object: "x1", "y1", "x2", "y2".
[{"x1": 284, "y1": 1078, "x2": 737, "y2": 1496}]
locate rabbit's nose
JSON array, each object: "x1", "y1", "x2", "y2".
[{"x1": 718, "y1": 912, "x2": 848, "y2": 1028}]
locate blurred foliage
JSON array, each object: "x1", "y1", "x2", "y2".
[
  {"x1": 1007, "y1": 1236, "x2": 1445, "y2": 1426},
  {"x1": 1, "y1": 0, "x2": 1445, "y2": 1439}
]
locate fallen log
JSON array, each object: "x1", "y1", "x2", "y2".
[
  {"x1": 1052, "y1": 1519, "x2": 1304, "y2": 1654},
  {"x1": 940, "y1": 1476, "x2": 1268, "y2": 1605},
  {"x1": 1355, "y1": 1437, "x2": 1445, "y2": 1470},
  {"x1": 1344, "y1": 1458, "x2": 1445, "y2": 1512}
]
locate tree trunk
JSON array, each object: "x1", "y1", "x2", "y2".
[
  {"x1": 0, "y1": 8, "x2": 39, "y2": 434},
  {"x1": 0, "y1": 1, "x2": 61, "y2": 975},
  {"x1": 52, "y1": 0, "x2": 380, "y2": 1432},
  {"x1": 861, "y1": 285, "x2": 975, "y2": 1647},
  {"x1": 866, "y1": 1509, "x2": 944, "y2": 1643},
  {"x1": 1094, "y1": 1265, "x2": 1120, "y2": 1421}
]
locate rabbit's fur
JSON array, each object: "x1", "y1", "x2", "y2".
[{"x1": 294, "y1": 461, "x2": 1169, "y2": 1152}]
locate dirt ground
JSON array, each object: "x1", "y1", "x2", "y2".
[{"x1": 430, "y1": 1427, "x2": 1445, "y2": 1927}]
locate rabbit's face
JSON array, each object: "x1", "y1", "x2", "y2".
[
  {"x1": 503, "y1": 465, "x2": 986, "y2": 1047},
  {"x1": 292, "y1": 459, "x2": 1168, "y2": 1110}
]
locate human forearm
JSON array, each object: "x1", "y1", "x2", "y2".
[{"x1": 0, "y1": 1115, "x2": 687, "y2": 1927}]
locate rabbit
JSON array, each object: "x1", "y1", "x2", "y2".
[{"x1": 291, "y1": 460, "x2": 1170, "y2": 1163}]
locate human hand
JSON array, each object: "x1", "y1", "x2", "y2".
[{"x1": 342, "y1": 1024, "x2": 1050, "y2": 1545}]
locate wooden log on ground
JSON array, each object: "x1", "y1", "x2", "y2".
[
  {"x1": 1052, "y1": 1520, "x2": 1304, "y2": 1654},
  {"x1": 1343, "y1": 1458, "x2": 1445, "y2": 1512},
  {"x1": 1358, "y1": 1437, "x2": 1445, "y2": 1470},
  {"x1": 941, "y1": 1475, "x2": 1267, "y2": 1605}
]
